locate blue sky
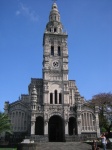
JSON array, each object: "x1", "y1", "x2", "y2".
[{"x1": 0, "y1": 0, "x2": 112, "y2": 112}]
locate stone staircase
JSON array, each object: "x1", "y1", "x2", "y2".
[
  {"x1": 18, "y1": 142, "x2": 93, "y2": 150},
  {"x1": 25, "y1": 135, "x2": 48, "y2": 142}
]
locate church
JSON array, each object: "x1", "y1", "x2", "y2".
[{"x1": 4, "y1": 2, "x2": 100, "y2": 142}]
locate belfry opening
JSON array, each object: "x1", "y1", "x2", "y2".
[{"x1": 48, "y1": 115, "x2": 65, "y2": 142}]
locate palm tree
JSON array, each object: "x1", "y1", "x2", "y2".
[{"x1": 0, "y1": 112, "x2": 12, "y2": 134}]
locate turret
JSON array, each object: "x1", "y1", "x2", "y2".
[
  {"x1": 45, "y1": 2, "x2": 63, "y2": 34},
  {"x1": 95, "y1": 105, "x2": 100, "y2": 137},
  {"x1": 31, "y1": 85, "x2": 37, "y2": 111},
  {"x1": 75, "y1": 91, "x2": 82, "y2": 135},
  {"x1": 49, "y1": 3, "x2": 60, "y2": 22},
  {"x1": 4, "y1": 101, "x2": 9, "y2": 114}
]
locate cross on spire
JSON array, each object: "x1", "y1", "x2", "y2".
[{"x1": 52, "y1": 0, "x2": 57, "y2": 3}]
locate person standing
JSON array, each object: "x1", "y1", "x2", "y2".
[
  {"x1": 100, "y1": 133, "x2": 107, "y2": 150},
  {"x1": 92, "y1": 140, "x2": 97, "y2": 150}
]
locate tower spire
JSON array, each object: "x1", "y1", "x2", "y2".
[{"x1": 52, "y1": 0, "x2": 57, "y2": 3}]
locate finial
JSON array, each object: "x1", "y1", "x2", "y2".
[
  {"x1": 19, "y1": 96, "x2": 20, "y2": 100},
  {"x1": 52, "y1": 0, "x2": 57, "y2": 3}
]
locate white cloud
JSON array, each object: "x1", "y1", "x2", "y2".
[
  {"x1": 16, "y1": 10, "x2": 21, "y2": 15},
  {"x1": 16, "y1": 2, "x2": 39, "y2": 22}
]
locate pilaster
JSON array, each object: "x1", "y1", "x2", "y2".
[
  {"x1": 65, "y1": 121, "x2": 68, "y2": 135},
  {"x1": 31, "y1": 121, "x2": 35, "y2": 135},
  {"x1": 44, "y1": 121, "x2": 48, "y2": 135},
  {"x1": 95, "y1": 105, "x2": 100, "y2": 137},
  {"x1": 76, "y1": 100, "x2": 82, "y2": 135}
]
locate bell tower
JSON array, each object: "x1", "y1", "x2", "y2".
[
  {"x1": 43, "y1": 2, "x2": 69, "y2": 105},
  {"x1": 3, "y1": 1, "x2": 100, "y2": 142}
]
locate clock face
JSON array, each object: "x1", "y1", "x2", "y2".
[{"x1": 52, "y1": 60, "x2": 59, "y2": 68}]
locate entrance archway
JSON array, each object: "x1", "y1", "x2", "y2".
[
  {"x1": 35, "y1": 116, "x2": 44, "y2": 135},
  {"x1": 48, "y1": 115, "x2": 64, "y2": 142},
  {"x1": 69, "y1": 117, "x2": 77, "y2": 135}
]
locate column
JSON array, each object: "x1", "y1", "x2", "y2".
[
  {"x1": 90, "y1": 114, "x2": 92, "y2": 130},
  {"x1": 44, "y1": 121, "x2": 48, "y2": 135},
  {"x1": 84, "y1": 113, "x2": 86, "y2": 131},
  {"x1": 43, "y1": 91, "x2": 48, "y2": 104},
  {"x1": 31, "y1": 121, "x2": 35, "y2": 135},
  {"x1": 91, "y1": 114, "x2": 93, "y2": 130},
  {"x1": 95, "y1": 106, "x2": 100, "y2": 137},
  {"x1": 65, "y1": 121, "x2": 68, "y2": 135},
  {"x1": 77, "y1": 119, "x2": 81, "y2": 135},
  {"x1": 53, "y1": 93, "x2": 54, "y2": 104},
  {"x1": 72, "y1": 89, "x2": 74, "y2": 105},
  {"x1": 81, "y1": 114, "x2": 84, "y2": 131},
  {"x1": 77, "y1": 103, "x2": 82, "y2": 135},
  {"x1": 96, "y1": 112, "x2": 100, "y2": 137},
  {"x1": 88, "y1": 113, "x2": 90, "y2": 130},
  {"x1": 57, "y1": 92, "x2": 59, "y2": 104},
  {"x1": 86, "y1": 113, "x2": 89, "y2": 131}
]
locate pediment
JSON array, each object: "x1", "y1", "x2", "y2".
[
  {"x1": 10, "y1": 101, "x2": 29, "y2": 111},
  {"x1": 81, "y1": 102, "x2": 94, "y2": 113}
]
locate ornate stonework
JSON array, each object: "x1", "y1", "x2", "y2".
[{"x1": 4, "y1": 2, "x2": 100, "y2": 141}]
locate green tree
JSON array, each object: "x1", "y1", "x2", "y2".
[
  {"x1": 90, "y1": 93, "x2": 112, "y2": 135},
  {"x1": 0, "y1": 112, "x2": 12, "y2": 134}
]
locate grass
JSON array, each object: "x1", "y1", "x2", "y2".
[{"x1": 0, "y1": 148, "x2": 17, "y2": 150}]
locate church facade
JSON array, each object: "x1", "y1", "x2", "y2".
[{"x1": 4, "y1": 2, "x2": 100, "y2": 142}]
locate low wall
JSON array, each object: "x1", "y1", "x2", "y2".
[
  {"x1": 65, "y1": 135, "x2": 94, "y2": 142},
  {"x1": 17, "y1": 143, "x2": 39, "y2": 150},
  {"x1": 25, "y1": 135, "x2": 48, "y2": 142}
]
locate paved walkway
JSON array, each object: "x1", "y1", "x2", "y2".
[
  {"x1": 19, "y1": 142, "x2": 104, "y2": 150},
  {"x1": 36, "y1": 142, "x2": 92, "y2": 150}
]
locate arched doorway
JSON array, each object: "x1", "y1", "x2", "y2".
[
  {"x1": 48, "y1": 115, "x2": 64, "y2": 142},
  {"x1": 69, "y1": 117, "x2": 77, "y2": 135},
  {"x1": 35, "y1": 116, "x2": 44, "y2": 135}
]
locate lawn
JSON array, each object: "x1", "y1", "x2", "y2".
[{"x1": 0, "y1": 148, "x2": 17, "y2": 150}]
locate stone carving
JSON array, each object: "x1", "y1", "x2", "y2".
[
  {"x1": 78, "y1": 120, "x2": 81, "y2": 124},
  {"x1": 31, "y1": 121, "x2": 35, "y2": 126},
  {"x1": 4, "y1": 2, "x2": 100, "y2": 139},
  {"x1": 49, "y1": 112, "x2": 62, "y2": 118},
  {"x1": 65, "y1": 121, "x2": 68, "y2": 125},
  {"x1": 45, "y1": 113, "x2": 48, "y2": 120},
  {"x1": 44, "y1": 121, "x2": 48, "y2": 125}
]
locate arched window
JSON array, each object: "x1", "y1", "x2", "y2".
[
  {"x1": 51, "y1": 46, "x2": 54, "y2": 55},
  {"x1": 38, "y1": 106, "x2": 39, "y2": 110},
  {"x1": 81, "y1": 114, "x2": 84, "y2": 130},
  {"x1": 50, "y1": 93, "x2": 53, "y2": 104},
  {"x1": 54, "y1": 28, "x2": 57, "y2": 32},
  {"x1": 58, "y1": 46, "x2": 61, "y2": 56},
  {"x1": 69, "y1": 117, "x2": 77, "y2": 135},
  {"x1": 59, "y1": 93, "x2": 62, "y2": 104},
  {"x1": 55, "y1": 90, "x2": 57, "y2": 104},
  {"x1": 81, "y1": 112, "x2": 95, "y2": 131}
]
